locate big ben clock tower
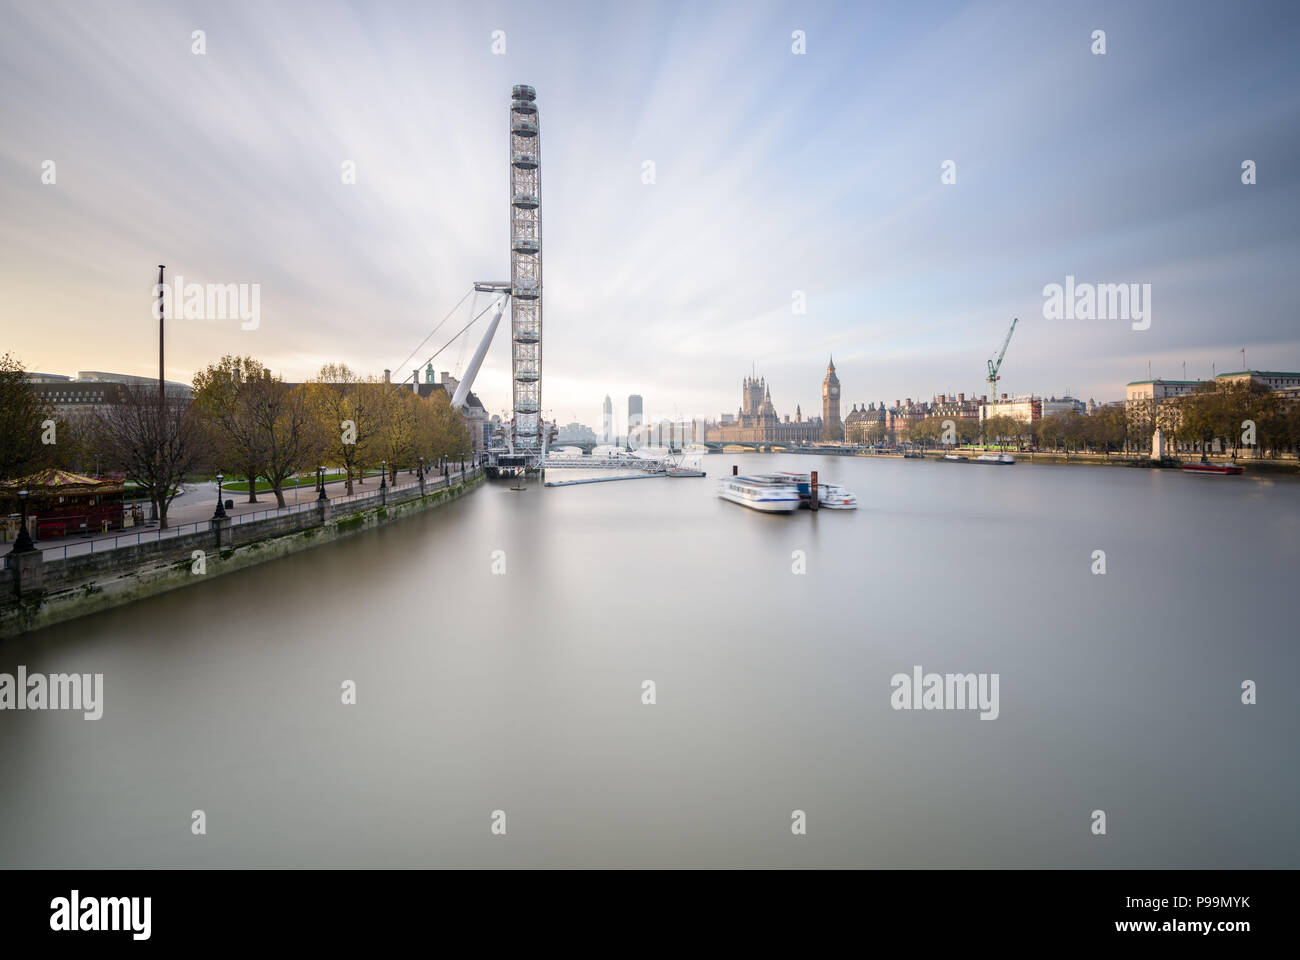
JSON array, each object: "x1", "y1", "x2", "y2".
[{"x1": 822, "y1": 356, "x2": 842, "y2": 441}]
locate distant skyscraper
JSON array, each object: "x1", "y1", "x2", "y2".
[
  {"x1": 628, "y1": 394, "x2": 643, "y2": 430},
  {"x1": 602, "y1": 395, "x2": 613, "y2": 442}
]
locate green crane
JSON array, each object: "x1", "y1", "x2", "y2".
[{"x1": 986, "y1": 317, "x2": 1018, "y2": 399}]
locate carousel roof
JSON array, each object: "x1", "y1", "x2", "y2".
[{"x1": 1, "y1": 469, "x2": 125, "y2": 495}]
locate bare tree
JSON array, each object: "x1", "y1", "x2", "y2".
[
  {"x1": 1126, "y1": 392, "x2": 1158, "y2": 455},
  {"x1": 94, "y1": 385, "x2": 208, "y2": 528}
]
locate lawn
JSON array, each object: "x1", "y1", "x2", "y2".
[{"x1": 222, "y1": 471, "x2": 381, "y2": 493}]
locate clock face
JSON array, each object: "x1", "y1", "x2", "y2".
[{"x1": 831, "y1": 387, "x2": 838, "y2": 396}]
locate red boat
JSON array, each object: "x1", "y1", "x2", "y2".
[{"x1": 1181, "y1": 460, "x2": 1244, "y2": 476}]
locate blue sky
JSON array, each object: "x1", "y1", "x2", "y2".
[{"x1": 2, "y1": 0, "x2": 1298, "y2": 429}]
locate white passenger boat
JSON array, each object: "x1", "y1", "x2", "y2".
[
  {"x1": 974, "y1": 453, "x2": 1016, "y2": 465},
  {"x1": 716, "y1": 475, "x2": 801, "y2": 513},
  {"x1": 776, "y1": 472, "x2": 859, "y2": 509},
  {"x1": 812, "y1": 481, "x2": 857, "y2": 509}
]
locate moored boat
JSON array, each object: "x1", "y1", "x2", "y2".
[
  {"x1": 975, "y1": 453, "x2": 1016, "y2": 465},
  {"x1": 811, "y1": 481, "x2": 858, "y2": 509},
  {"x1": 716, "y1": 475, "x2": 801, "y2": 513},
  {"x1": 1182, "y1": 460, "x2": 1243, "y2": 475},
  {"x1": 776, "y1": 472, "x2": 859, "y2": 509},
  {"x1": 941, "y1": 453, "x2": 969, "y2": 462}
]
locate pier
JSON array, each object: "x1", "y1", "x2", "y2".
[{"x1": 544, "y1": 472, "x2": 666, "y2": 487}]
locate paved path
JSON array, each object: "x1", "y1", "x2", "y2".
[{"x1": 3, "y1": 469, "x2": 465, "y2": 560}]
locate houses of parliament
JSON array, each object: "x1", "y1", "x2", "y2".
[{"x1": 704, "y1": 359, "x2": 843, "y2": 443}]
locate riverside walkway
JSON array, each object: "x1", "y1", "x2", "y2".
[{"x1": 2, "y1": 468, "x2": 473, "y2": 562}]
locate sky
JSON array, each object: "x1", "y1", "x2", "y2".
[{"x1": 2, "y1": 0, "x2": 1298, "y2": 432}]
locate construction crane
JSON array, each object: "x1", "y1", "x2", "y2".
[{"x1": 986, "y1": 317, "x2": 1018, "y2": 399}]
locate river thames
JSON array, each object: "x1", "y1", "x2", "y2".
[{"x1": 1, "y1": 454, "x2": 1297, "y2": 868}]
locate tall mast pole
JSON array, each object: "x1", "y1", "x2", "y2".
[{"x1": 157, "y1": 264, "x2": 166, "y2": 407}]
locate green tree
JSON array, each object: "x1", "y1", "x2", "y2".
[
  {"x1": 1225, "y1": 379, "x2": 1278, "y2": 459},
  {"x1": 0, "y1": 353, "x2": 52, "y2": 484},
  {"x1": 982, "y1": 414, "x2": 1020, "y2": 449},
  {"x1": 308, "y1": 364, "x2": 380, "y2": 494},
  {"x1": 910, "y1": 418, "x2": 940, "y2": 449},
  {"x1": 423, "y1": 390, "x2": 472, "y2": 463},
  {"x1": 1175, "y1": 383, "x2": 1218, "y2": 456},
  {"x1": 375, "y1": 385, "x2": 420, "y2": 483},
  {"x1": 1089, "y1": 403, "x2": 1127, "y2": 454},
  {"x1": 1038, "y1": 413, "x2": 1063, "y2": 451},
  {"x1": 192, "y1": 356, "x2": 271, "y2": 502}
]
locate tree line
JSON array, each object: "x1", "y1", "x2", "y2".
[
  {"x1": 850, "y1": 383, "x2": 1300, "y2": 457},
  {"x1": 1144, "y1": 379, "x2": 1299, "y2": 458},
  {"x1": 863, "y1": 407, "x2": 1130, "y2": 452},
  {"x1": 1, "y1": 353, "x2": 473, "y2": 528}
]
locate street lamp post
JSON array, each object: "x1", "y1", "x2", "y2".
[
  {"x1": 317, "y1": 467, "x2": 327, "y2": 501},
  {"x1": 213, "y1": 474, "x2": 227, "y2": 519},
  {"x1": 380, "y1": 460, "x2": 387, "y2": 490},
  {"x1": 12, "y1": 489, "x2": 35, "y2": 553}
]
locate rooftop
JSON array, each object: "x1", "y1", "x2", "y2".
[{"x1": 1214, "y1": 370, "x2": 1300, "y2": 378}]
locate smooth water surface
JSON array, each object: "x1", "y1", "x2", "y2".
[{"x1": 2, "y1": 454, "x2": 1297, "y2": 867}]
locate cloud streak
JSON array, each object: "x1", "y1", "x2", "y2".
[{"x1": 1, "y1": 0, "x2": 1297, "y2": 428}]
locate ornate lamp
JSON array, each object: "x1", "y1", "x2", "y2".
[
  {"x1": 213, "y1": 474, "x2": 227, "y2": 519},
  {"x1": 13, "y1": 489, "x2": 35, "y2": 553}
]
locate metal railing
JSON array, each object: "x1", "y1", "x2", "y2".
[
  {"x1": 229, "y1": 500, "x2": 318, "y2": 526},
  {"x1": 29, "y1": 519, "x2": 210, "y2": 561},
  {"x1": 18, "y1": 466, "x2": 480, "y2": 563}
]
